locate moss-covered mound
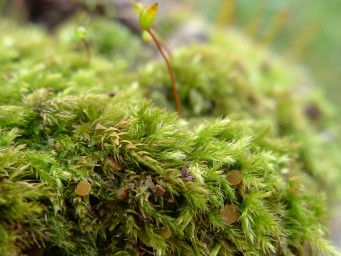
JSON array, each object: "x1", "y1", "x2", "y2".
[
  {"x1": 138, "y1": 29, "x2": 341, "y2": 198},
  {"x1": 0, "y1": 16, "x2": 340, "y2": 255},
  {"x1": 0, "y1": 89, "x2": 338, "y2": 255}
]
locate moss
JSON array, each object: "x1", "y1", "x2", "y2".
[
  {"x1": 138, "y1": 28, "x2": 341, "y2": 197},
  {"x1": 0, "y1": 90, "x2": 337, "y2": 255},
  {"x1": 0, "y1": 15, "x2": 340, "y2": 256}
]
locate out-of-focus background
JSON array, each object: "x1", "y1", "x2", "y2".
[
  {"x1": 3, "y1": 0, "x2": 340, "y2": 111},
  {"x1": 192, "y1": 0, "x2": 341, "y2": 116},
  {"x1": 134, "y1": 0, "x2": 341, "y2": 114}
]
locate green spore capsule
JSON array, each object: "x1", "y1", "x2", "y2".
[
  {"x1": 75, "y1": 26, "x2": 87, "y2": 40},
  {"x1": 139, "y1": 3, "x2": 158, "y2": 30},
  {"x1": 141, "y1": 30, "x2": 153, "y2": 42}
]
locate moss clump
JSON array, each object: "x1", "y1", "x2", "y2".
[
  {"x1": 0, "y1": 16, "x2": 340, "y2": 256},
  {"x1": 0, "y1": 131, "x2": 49, "y2": 255},
  {"x1": 138, "y1": 29, "x2": 341, "y2": 198},
  {"x1": 0, "y1": 89, "x2": 338, "y2": 255}
]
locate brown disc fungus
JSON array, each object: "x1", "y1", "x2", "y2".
[
  {"x1": 55, "y1": 142, "x2": 62, "y2": 151},
  {"x1": 221, "y1": 204, "x2": 240, "y2": 225},
  {"x1": 159, "y1": 227, "x2": 172, "y2": 239},
  {"x1": 106, "y1": 156, "x2": 124, "y2": 171},
  {"x1": 226, "y1": 170, "x2": 242, "y2": 185},
  {"x1": 115, "y1": 189, "x2": 128, "y2": 200},
  {"x1": 76, "y1": 180, "x2": 91, "y2": 196},
  {"x1": 153, "y1": 184, "x2": 166, "y2": 196}
]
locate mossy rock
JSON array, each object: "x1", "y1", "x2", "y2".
[{"x1": 0, "y1": 17, "x2": 340, "y2": 255}]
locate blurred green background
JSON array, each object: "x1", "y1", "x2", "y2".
[
  {"x1": 193, "y1": 0, "x2": 341, "y2": 115},
  {"x1": 2, "y1": 0, "x2": 339, "y2": 111}
]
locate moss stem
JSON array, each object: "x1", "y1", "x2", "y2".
[
  {"x1": 147, "y1": 28, "x2": 181, "y2": 116},
  {"x1": 82, "y1": 39, "x2": 91, "y2": 64}
]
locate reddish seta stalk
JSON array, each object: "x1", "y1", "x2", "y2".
[
  {"x1": 147, "y1": 28, "x2": 181, "y2": 116},
  {"x1": 82, "y1": 39, "x2": 91, "y2": 64}
]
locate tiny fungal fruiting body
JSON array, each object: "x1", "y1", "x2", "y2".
[
  {"x1": 76, "y1": 180, "x2": 91, "y2": 196},
  {"x1": 221, "y1": 204, "x2": 240, "y2": 225},
  {"x1": 116, "y1": 189, "x2": 128, "y2": 200},
  {"x1": 226, "y1": 170, "x2": 242, "y2": 185},
  {"x1": 106, "y1": 156, "x2": 124, "y2": 171}
]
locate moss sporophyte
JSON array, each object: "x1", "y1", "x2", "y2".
[
  {"x1": 75, "y1": 26, "x2": 91, "y2": 63},
  {"x1": 138, "y1": 2, "x2": 182, "y2": 116}
]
